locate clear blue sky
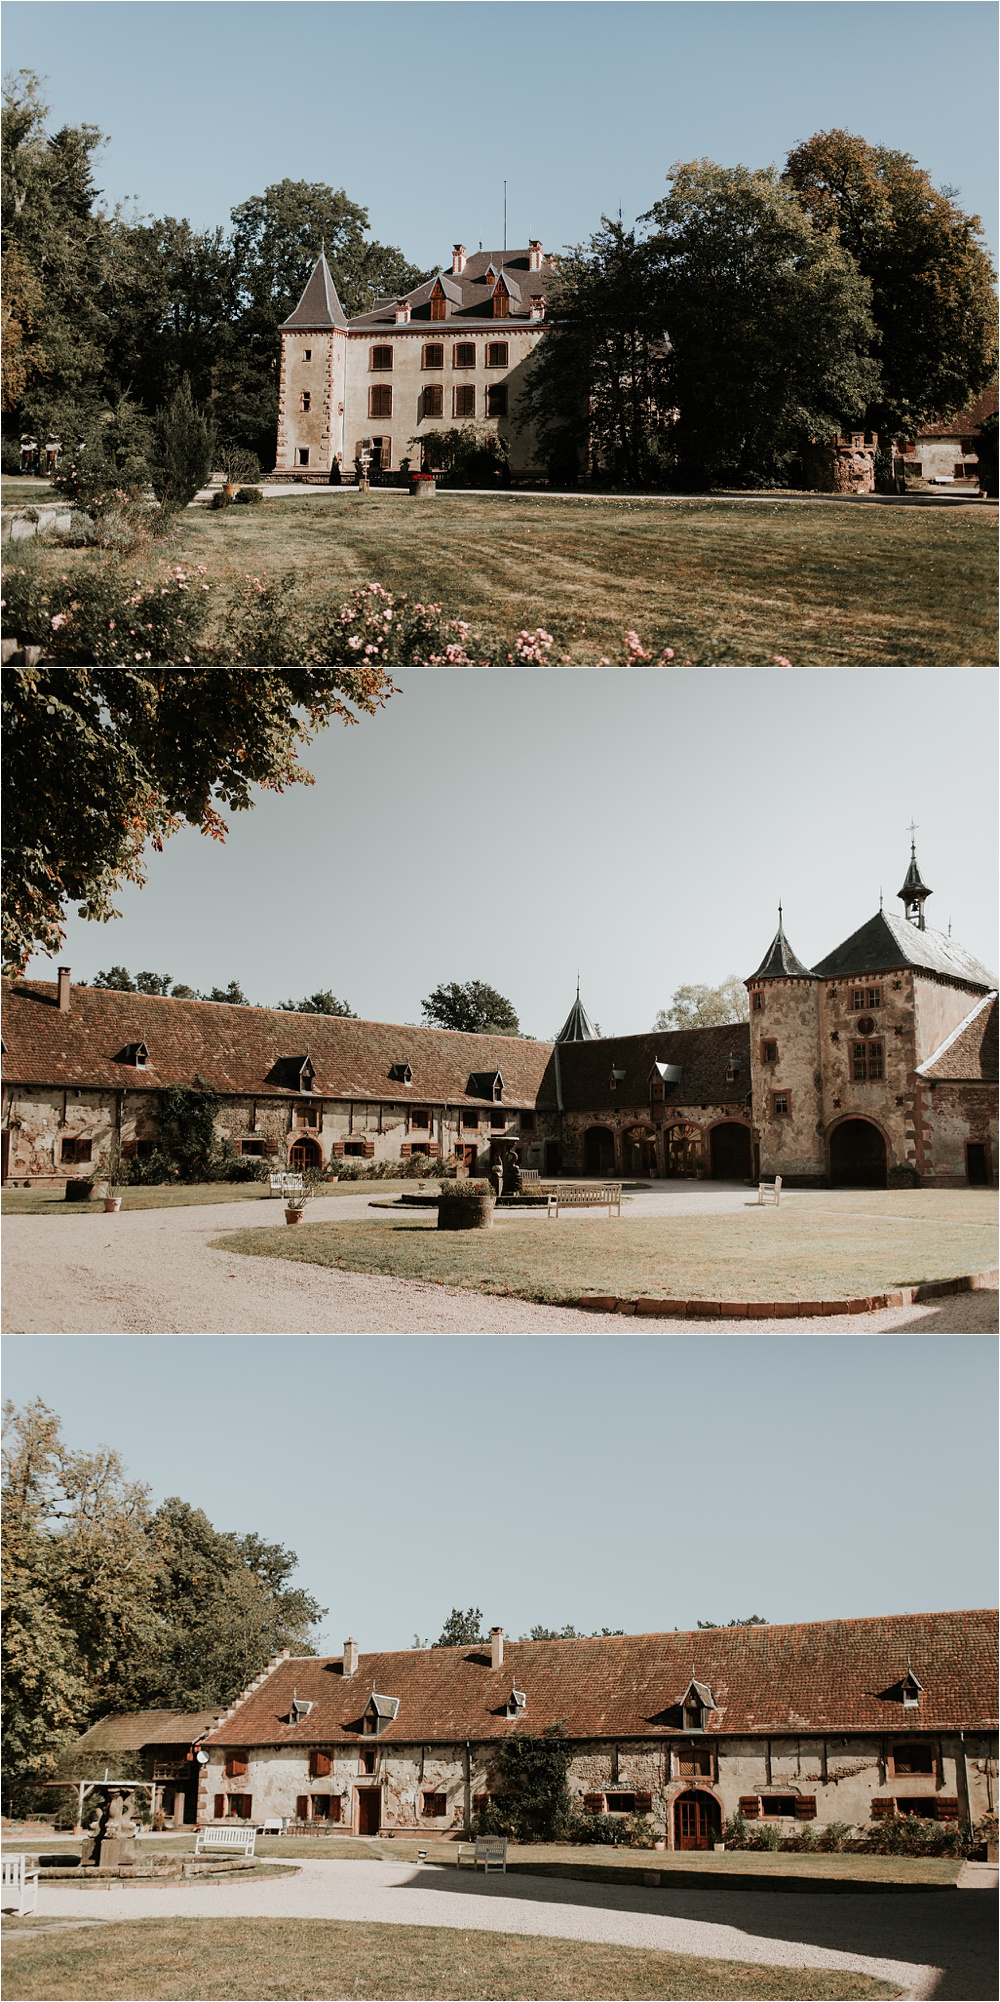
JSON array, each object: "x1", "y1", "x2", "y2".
[
  {"x1": 3, "y1": 1334, "x2": 996, "y2": 1649},
  {"x1": 22, "y1": 668, "x2": 999, "y2": 1040},
  {"x1": 4, "y1": 3, "x2": 997, "y2": 263}
]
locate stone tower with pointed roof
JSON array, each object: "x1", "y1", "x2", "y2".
[
  {"x1": 273, "y1": 254, "x2": 350, "y2": 480},
  {"x1": 746, "y1": 843, "x2": 997, "y2": 1188},
  {"x1": 555, "y1": 980, "x2": 598, "y2": 1043}
]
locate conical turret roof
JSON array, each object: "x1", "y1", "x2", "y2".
[
  {"x1": 748, "y1": 916, "x2": 814, "y2": 982},
  {"x1": 555, "y1": 983, "x2": 598, "y2": 1041},
  {"x1": 898, "y1": 842, "x2": 932, "y2": 907},
  {"x1": 280, "y1": 253, "x2": 348, "y2": 331}
]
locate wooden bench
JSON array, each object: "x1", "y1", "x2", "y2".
[
  {"x1": 456, "y1": 1835, "x2": 508, "y2": 1873},
  {"x1": 547, "y1": 1183, "x2": 622, "y2": 1219},
  {"x1": 756, "y1": 1175, "x2": 782, "y2": 1207},
  {"x1": 519, "y1": 1168, "x2": 541, "y2": 1183},
  {"x1": 269, "y1": 1172, "x2": 304, "y2": 1199},
  {"x1": 194, "y1": 1823, "x2": 257, "y2": 1857},
  {"x1": 1, "y1": 1853, "x2": 39, "y2": 1915}
]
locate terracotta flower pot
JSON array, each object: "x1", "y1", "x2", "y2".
[
  {"x1": 284, "y1": 1206, "x2": 305, "y2": 1225},
  {"x1": 103, "y1": 1196, "x2": 122, "y2": 1213}
]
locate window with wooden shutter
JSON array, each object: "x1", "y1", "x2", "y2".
[
  {"x1": 454, "y1": 343, "x2": 476, "y2": 369},
  {"x1": 422, "y1": 343, "x2": 444, "y2": 369},
  {"x1": 891, "y1": 1744, "x2": 935, "y2": 1776},
  {"x1": 487, "y1": 384, "x2": 508, "y2": 417},
  {"x1": 935, "y1": 1797, "x2": 960, "y2": 1819},
  {"x1": 870, "y1": 1798, "x2": 895, "y2": 1819},
  {"x1": 486, "y1": 342, "x2": 509, "y2": 368},
  {"x1": 422, "y1": 1791, "x2": 447, "y2": 1816},
  {"x1": 454, "y1": 386, "x2": 476, "y2": 419},
  {"x1": 634, "y1": 1791, "x2": 653, "y2": 1815},
  {"x1": 423, "y1": 385, "x2": 443, "y2": 419},
  {"x1": 738, "y1": 1796, "x2": 761, "y2": 1819},
  {"x1": 583, "y1": 1792, "x2": 605, "y2": 1813},
  {"x1": 310, "y1": 1751, "x2": 332, "y2": 1778},
  {"x1": 473, "y1": 1792, "x2": 491, "y2": 1812},
  {"x1": 225, "y1": 1753, "x2": 248, "y2": 1778},
  {"x1": 794, "y1": 1797, "x2": 817, "y2": 1819},
  {"x1": 370, "y1": 346, "x2": 393, "y2": 370},
  {"x1": 214, "y1": 1794, "x2": 226, "y2": 1819},
  {"x1": 369, "y1": 386, "x2": 392, "y2": 419},
  {"x1": 606, "y1": 1792, "x2": 636, "y2": 1814},
  {"x1": 761, "y1": 1796, "x2": 797, "y2": 1818},
  {"x1": 677, "y1": 1745, "x2": 713, "y2": 1777},
  {"x1": 296, "y1": 1795, "x2": 309, "y2": 1820}
]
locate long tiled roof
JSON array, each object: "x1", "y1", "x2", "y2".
[
  {"x1": 204, "y1": 1612, "x2": 997, "y2": 1746},
  {"x1": 350, "y1": 247, "x2": 551, "y2": 330},
  {"x1": 557, "y1": 1024, "x2": 751, "y2": 1112},
  {"x1": 812, "y1": 912, "x2": 997, "y2": 988},
  {"x1": 918, "y1": 992, "x2": 999, "y2": 1082},
  {"x1": 1, "y1": 982, "x2": 558, "y2": 1108},
  {"x1": 67, "y1": 1709, "x2": 222, "y2": 1753}
]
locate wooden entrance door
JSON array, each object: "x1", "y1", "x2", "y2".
[
  {"x1": 458, "y1": 1145, "x2": 478, "y2": 1174},
  {"x1": 966, "y1": 1143, "x2": 988, "y2": 1186},
  {"x1": 357, "y1": 1789, "x2": 381, "y2": 1835},
  {"x1": 674, "y1": 1791, "x2": 720, "y2": 1850},
  {"x1": 710, "y1": 1122, "x2": 752, "y2": 1181},
  {"x1": 829, "y1": 1118, "x2": 887, "y2": 1188}
]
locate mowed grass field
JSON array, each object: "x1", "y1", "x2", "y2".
[
  {"x1": 0, "y1": 1182, "x2": 411, "y2": 1217},
  {"x1": 215, "y1": 1188, "x2": 998, "y2": 1307},
  {"x1": 24, "y1": 490, "x2": 997, "y2": 663},
  {"x1": 0, "y1": 1916, "x2": 904, "y2": 2000}
]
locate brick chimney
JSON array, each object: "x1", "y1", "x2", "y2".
[
  {"x1": 452, "y1": 244, "x2": 467, "y2": 275},
  {"x1": 57, "y1": 967, "x2": 71, "y2": 1013},
  {"x1": 343, "y1": 1637, "x2": 358, "y2": 1678},
  {"x1": 491, "y1": 1626, "x2": 504, "y2": 1670},
  {"x1": 528, "y1": 240, "x2": 543, "y2": 271}
]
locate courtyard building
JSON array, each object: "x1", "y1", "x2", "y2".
[
  {"x1": 2, "y1": 845, "x2": 995, "y2": 1189},
  {"x1": 192, "y1": 1611, "x2": 996, "y2": 1847}
]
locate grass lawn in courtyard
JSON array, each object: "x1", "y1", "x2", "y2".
[
  {"x1": 0, "y1": 1916, "x2": 903, "y2": 1999},
  {"x1": 215, "y1": 1189, "x2": 998, "y2": 1308},
  {"x1": 1, "y1": 1182, "x2": 412, "y2": 1218},
  {"x1": 20, "y1": 490, "x2": 998, "y2": 663}
]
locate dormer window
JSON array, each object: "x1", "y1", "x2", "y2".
[
  {"x1": 649, "y1": 1062, "x2": 681, "y2": 1099},
  {"x1": 290, "y1": 1698, "x2": 313, "y2": 1723},
  {"x1": 902, "y1": 1672, "x2": 922, "y2": 1709},
  {"x1": 725, "y1": 1056, "x2": 744, "y2": 1084},
  {"x1": 680, "y1": 1679, "x2": 714, "y2": 1732},
  {"x1": 119, "y1": 1041, "x2": 149, "y2": 1069},
  {"x1": 388, "y1": 1064, "x2": 412, "y2": 1085},
  {"x1": 362, "y1": 1691, "x2": 400, "y2": 1735},
  {"x1": 506, "y1": 1686, "x2": 527, "y2": 1717},
  {"x1": 468, "y1": 1071, "x2": 504, "y2": 1102},
  {"x1": 611, "y1": 1069, "x2": 626, "y2": 1092}
]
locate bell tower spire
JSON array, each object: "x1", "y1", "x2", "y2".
[{"x1": 897, "y1": 827, "x2": 931, "y2": 931}]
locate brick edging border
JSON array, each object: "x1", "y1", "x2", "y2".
[{"x1": 574, "y1": 1267, "x2": 999, "y2": 1320}]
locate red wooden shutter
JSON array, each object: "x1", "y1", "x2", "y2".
[
  {"x1": 870, "y1": 1798, "x2": 895, "y2": 1819},
  {"x1": 214, "y1": 1794, "x2": 225, "y2": 1819},
  {"x1": 330, "y1": 1795, "x2": 342, "y2": 1823},
  {"x1": 296, "y1": 1795, "x2": 309, "y2": 1820},
  {"x1": 935, "y1": 1798, "x2": 960, "y2": 1819},
  {"x1": 634, "y1": 1791, "x2": 653, "y2": 1815},
  {"x1": 739, "y1": 1796, "x2": 761, "y2": 1819},
  {"x1": 241, "y1": 1796, "x2": 252, "y2": 1820},
  {"x1": 583, "y1": 1792, "x2": 605, "y2": 1813},
  {"x1": 794, "y1": 1797, "x2": 817, "y2": 1819},
  {"x1": 310, "y1": 1751, "x2": 332, "y2": 1778}
]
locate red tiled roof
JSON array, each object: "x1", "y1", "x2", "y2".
[
  {"x1": 204, "y1": 1612, "x2": 997, "y2": 1747},
  {"x1": 919, "y1": 993, "x2": 999, "y2": 1082},
  {"x1": 68, "y1": 1709, "x2": 222, "y2": 1753},
  {"x1": 917, "y1": 386, "x2": 999, "y2": 439},
  {"x1": 1, "y1": 981, "x2": 559, "y2": 1109}
]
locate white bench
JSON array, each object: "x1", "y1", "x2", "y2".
[
  {"x1": 194, "y1": 1824, "x2": 257, "y2": 1857},
  {"x1": 547, "y1": 1183, "x2": 622, "y2": 1219},
  {"x1": 756, "y1": 1175, "x2": 782, "y2": 1207},
  {"x1": 1, "y1": 1852, "x2": 39, "y2": 1915},
  {"x1": 260, "y1": 1817, "x2": 285, "y2": 1836},
  {"x1": 269, "y1": 1172, "x2": 304, "y2": 1199},
  {"x1": 457, "y1": 1835, "x2": 508, "y2": 1873}
]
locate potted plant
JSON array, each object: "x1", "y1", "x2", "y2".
[
  {"x1": 100, "y1": 1139, "x2": 127, "y2": 1213},
  {"x1": 409, "y1": 469, "x2": 436, "y2": 499},
  {"x1": 284, "y1": 1171, "x2": 319, "y2": 1225},
  {"x1": 437, "y1": 1178, "x2": 495, "y2": 1231}
]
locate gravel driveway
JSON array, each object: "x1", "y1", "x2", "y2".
[
  {"x1": 3, "y1": 1192, "x2": 996, "y2": 1334},
  {"x1": 27, "y1": 1855, "x2": 986, "y2": 1998}
]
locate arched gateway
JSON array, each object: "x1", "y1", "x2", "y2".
[
  {"x1": 674, "y1": 1790, "x2": 722, "y2": 1850},
  {"x1": 289, "y1": 1135, "x2": 322, "y2": 1173},
  {"x1": 710, "y1": 1122, "x2": 752, "y2": 1181},
  {"x1": 829, "y1": 1118, "x2": 888, "y2": 1188},
  {"x1": 584, "y1": 1127, "x2": 616, "y2": 1176}
]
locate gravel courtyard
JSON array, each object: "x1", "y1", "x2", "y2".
[
  {"x1": 3, "y1": 1187, "x2": 996, "y2": 1333},
  {"x1": 21, "y1": 1854, "x2": 997, "y2": 1999}
]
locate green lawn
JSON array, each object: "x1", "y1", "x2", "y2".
[
  {"x1": 1, "y1": 1182, "x2": 412, "y2": 1218},
  {"x1": 215, "y1": 1188, "x2": 998, "y2": 1308},
  {"x1": 22, "y1": 489, "x2": 999, "y2": 663},
  {"x1": 0, "y1": 1916, "x2": 903, "y2": 2000}
]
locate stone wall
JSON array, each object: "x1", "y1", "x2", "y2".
[
  {"x1": 274, "y1": 329, "x2": 347, "y2": 478},
  {"x1": 748, "y1": 978, "x2": 825, "y2": 1183}
]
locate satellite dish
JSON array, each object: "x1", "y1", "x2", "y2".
[{"x1": 195, "y1": 1750, "x2": 209, "y2": 1764}]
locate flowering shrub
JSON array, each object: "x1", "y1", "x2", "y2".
[
  {"x1": 309, "y1": 581, "x2": 493, "y2": 665},
  {"x1": 509, "y1": 628, "x2": 554, "y2": 663},
  {"x1": 1, "y1": 561, "x2": 211, "y2": 664}
]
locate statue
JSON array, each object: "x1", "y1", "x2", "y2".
[
  {"x1": 82, "y1": 1785, "x2": 141, "y2": 1868},
  {"x1": 488, "y1": 1156, "x2": 504, "y2": 1202},
  {"x1": 506, "y1": 1145, "x2": 522, "y2": 1193}
]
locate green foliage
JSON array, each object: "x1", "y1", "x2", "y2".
[
  {"x1": 415, "y1": 423, "x2": 510, "y2": 485},
  {"x1": 278, "y1": 991, "x2": 356, "y2": 1016},
  {"x1": 654, "y1": 979, "x2": 751, "y2": 1031},
  {"x1": 572, "y1": 1807, "x2": 633, "y2": 1845},
  {"x1": 1, "y1": 559, "x2": 210, "y2": 669},
  {"x1": 783, "y1": 129, "x2": 998, "y2": 436},
  {"x1": 233, "y1": 485, "x2": 264, "y2": 506},
  {"x1": 154, "y1": 1078, "x2": 223, "y2": 1182},
  {"x1": 976, "y1": 412, "x2": 998, "y2": 497},
  {"x1": 432, "y1": 1608, "x2": 487, "y2": 1648},
  {"x1": 52, "y1": 398, "x2": 158, "y2": 514},
  {"x1": 1, "y1": 664, "x2": 393, "y2": 972},
  {"x1": 204, "y1": 982, "x2": 250, "y2": 1005},
  {"x1": 421, "y1": 981, "x2": 521, "y2": 1036},
  {"x1": 93, "y1": 967, "x2": 172, "y2": 995},
  {"x1": 487, "y1": 1726, "x2": 574, "y2": 1842},
  {"x1": 306, "y1": 580, "x2": 489, "y2": 666},
  {"x1": 643, "y1": 163, "x2": 880, "y2": 486},
  {"x1": 696, "y1": 1614, "x2": 768, "y2": 1628},
  {"x1": 209, "y1": 488, "x2": 233, "y2": 511},
  {"x1": 156, "y1": 376, "x2": 214, "y2": 513}
]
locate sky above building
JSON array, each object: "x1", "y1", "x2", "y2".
[
  {"x1": 5, "y1": 2, "x2": 998, "y2": 263},
  {"x1": 21, "y1": 668, "x2": 999, "y2": 1041},
  {"x1": 4, "y1": 1334, "x2": 996, "y2": 1651}
]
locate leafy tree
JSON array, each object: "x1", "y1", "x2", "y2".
[
  {"x1": 431, "y1": 1607, "x2": 487, "y2": 1648},
  {"x1": 2, "y1": 668, "x2": 394, "y2": 974},
  {"x1": 102, "y1": 216, "x2": 238, "y2": 417},
  {"x1": 278, "y1": 991, "x2": 357, "y2": 1016},
  {"x1": 654, "y1": 977, "x2": 749, "y2": 1030},
  {"x1": 421, "y1": 982, "x2": 520, "y2": 1036},
  {"x1": 154, "y1": 1078, "x2": 223, "y2": 1181},
  {"x1": 203, "y1": 982, "x2": 250, "y2": 1006},
  {"x1": 482, "y1": 1726, "x2": 573, "y2": 1841},
  {"x1": 93, "y1": 967, "x2": 173, "y2": 995},
  {"x1": 974, "y1": 410, "x2": 998, "y2": 498},
  {"x1": 519, "y1": 1624, "x2": 625, "y2": 1639},
  {"x1": 1, "y1": 241, "x2": 47, "y2": 414},
  {"x1": 783, "y1": 129, "x2": 998, "y2": 438},
  {"x1": 415, "y1": 423, "x2": 509, "y2": 484},
  {"x1": 52, "y1": 394, "x2": 157, "y2": 511},
  {"x1": 156, "y1": 374, "x2": 214, "y2": 513},
  {"x1": 643, "y1": 162, "x2": 880, "y2": 485},
  {"x1": 520, "y1": 219, "x2": 672, "y2": 484},
  {"x1": 696, "y1": 1615, "x2": 768, "y2": 1628}
]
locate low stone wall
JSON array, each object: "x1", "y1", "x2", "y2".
[{"x1": 1, "y1": 504, "x2": 94, "y2": 544}]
